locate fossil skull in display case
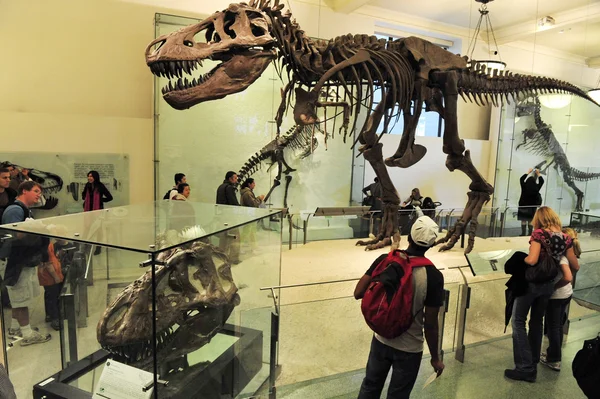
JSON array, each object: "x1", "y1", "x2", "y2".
[{"x1": 97, "y1": 241, "x2": 240, "y2": 370}]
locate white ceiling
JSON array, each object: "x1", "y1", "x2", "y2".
[
  {"x1": 127, "y1": 0, "x2": 600, "y2": 64},
  {"x1": 363, "y1": 0, "x2": 600, "y2": 62},
  {"x1": 370, "y1": 0, "x2": 596, "y2": 29}
]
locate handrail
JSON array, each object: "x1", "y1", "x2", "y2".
[{"x1": 260, "y1": 277, "x2": 359, "y2": 291}]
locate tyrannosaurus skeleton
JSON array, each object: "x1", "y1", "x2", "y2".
[
  {"x1": 516, "y1": 96, "x2": 600, "y2": 211},
  {"x1": 145, "y1": 0, "x2": 598, "y2": 253}
]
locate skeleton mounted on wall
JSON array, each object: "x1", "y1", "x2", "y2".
[
  {"x1": 145, "y1": 0, "x2": 598, "y2": 254},
  {"x1": 516, "y1": 96, "x2": 600, "y2": 211}
]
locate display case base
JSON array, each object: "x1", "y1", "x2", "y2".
[{"x1": 33, "y1": 324, "x2": 264, "y2": 399}]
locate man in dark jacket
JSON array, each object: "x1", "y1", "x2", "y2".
[
  {"x1": 215, "y1": 171, "x2": 241, "y2": 263},
  {"x1": 216, "y1": 171, "x2": 240, "y2": 206},
  {"x1": 0, "y1": 168, "x2": 17, "y2": 221}
]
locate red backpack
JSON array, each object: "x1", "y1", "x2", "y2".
[{"x1": 361, "y1": 250, "x2": 433, "y2": 339}]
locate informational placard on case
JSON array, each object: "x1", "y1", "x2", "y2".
[{"x1": 92, "y1": 360, "x2": 153, "y2": 399}]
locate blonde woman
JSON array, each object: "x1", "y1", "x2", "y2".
[
  {"x1": 505, "y1": 206, "x2": 579, "y2": 382},
  {"x1": 540, "y1": 227, "x2": 581, "y2": 371}
]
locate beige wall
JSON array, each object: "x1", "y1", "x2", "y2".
[
  {"x1": 0, "y1": 0, "x2": 190, "y2": 205},
  {"x1": 1, "y1": 0, "x2": 597, "y2": 208}
]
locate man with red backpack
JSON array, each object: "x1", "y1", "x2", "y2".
[{"x1": 355, "y1": 212, "x2": 445, "y2": 398}]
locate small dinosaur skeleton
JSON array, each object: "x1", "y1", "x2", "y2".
[
  {"x1": 516, "y1": 96, "x2": 600, "y2": 211},
  {"x1": 236, "y1": 124, "x2": 322, "y2": 205},
  {"x1": 145, "y1": 0, "x2": 599, "y2": 253}
]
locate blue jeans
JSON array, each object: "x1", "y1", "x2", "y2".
[
  {"x1": 511, "y1": 282, "x2": 554, "y2": 372},
  {"x1": 544, "y1": 296, "x2": 571, "y2": 362},
  {"x1": 358, "y1": 336, "x2": 423, "y2": 399}
]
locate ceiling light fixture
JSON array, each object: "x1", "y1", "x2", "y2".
[
  {"x1": 538, "y1": 16, "x2": 556, "y2": 31},
  {"x1": 466, "y1": 0, "x2": 506, "y2": 71},
  {"x1": 538, "y1": 94, "x2": 572, "y2": 109}
]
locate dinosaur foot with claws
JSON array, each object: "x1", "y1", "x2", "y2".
[
  {"x1": 356, "y1": 203, "x2": 400, "y2": 250},
  {"x1": 435, "y1": 191, "x2": 490, "y2": 254}
]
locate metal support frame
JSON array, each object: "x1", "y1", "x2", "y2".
[
  {"x1": 61, "y1": 293, "x2": 78, "y2": 367},
  {"x1": 303, "y1": 216, "x2": 310, "y2": 245},
  {"x1": 499, "y1": 207, "x2": 507, "y2": 237},
  {"x1": 75, "y1": 250, "x2": 91, "y2": 328},
  {"x1": 269, "y1": 311, "x2": 279, "y2": 399},
  {"x1": 453, "y1": 265, "x2": 473, "y2": 363},
  {"x1": 287, "y1": 216, "x2": 293, "y2": 250},
  {"x1": 438, "y1": 289, "x2": 450, "y2": 361},
  {"x1": 454, "y1": 283, "x2": 471, "y2": 363}
]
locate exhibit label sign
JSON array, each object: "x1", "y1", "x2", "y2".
[{"x1": 92, "y1": 360, "x2": 153, "y2": 399}]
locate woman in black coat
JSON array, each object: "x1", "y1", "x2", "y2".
[
  {"x1": 517, "y1": 168, "x2": 544, "y2": 236},
  {"x1": 82, "y1": 170, "x2": 113, "y2": 255},
  {"x1": 82, "y1": 170, "x2": 113, "y2": 212}
]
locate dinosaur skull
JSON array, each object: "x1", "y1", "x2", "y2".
[
  {"x1": 145, "y1": 3, "x2": 276, "y2": 110},
  {"x1": 1, "y1": 162, "x2": 63, "y2": 209},
  {"x1": 97, "y1": 242, "x2": 239, "y2": 365}
]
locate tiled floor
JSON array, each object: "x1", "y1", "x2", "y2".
[
  {"x1": 274, "y1": 315, "x2": 600, "y2": 399},
  {"x1": 2, "y1": 233, "x2": 599, "y2": 398}
]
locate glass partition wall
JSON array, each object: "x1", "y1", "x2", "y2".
[
  {"x1": 0, "y1": 202, "x2": 282, "y2": 399},
  {"x1": 493, "y1": 95, "x2": 600, "y2": 227},
  {"x1": 153, "y1": 13, "x2": 357, "y2": 248}
]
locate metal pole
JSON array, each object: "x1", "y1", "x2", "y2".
[
  {"x1": 288, "y1": 215, "x2": 293, "y2": 251},
  {"x1": 499, "y1": 208, "x2": 507, "y2": 237},
  {"x1": 438, "y1": 289, "x2": 450, "y2": 361},
  {"x1": 106, "y1": 247, "x2": 110, "y2": 280},
  {"x1": 303, "y1": 215, "x2": 310, "y2": 245},
  {"x1": 151, "y1": 252, "x2": 158, "y2": 398},
  {"x1": 64, "y1": 294, "x2": 78, "y2": 365},
  {"x1": 454, "y1": 284, "x2": 471, "y2": 363},
  {"x1": 269, "y1": 311, "x2": 279, "y2": 399}
]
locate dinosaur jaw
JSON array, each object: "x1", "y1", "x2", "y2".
[{"x1": 149, "y1": 48, "x2": 275, "y2": 110}]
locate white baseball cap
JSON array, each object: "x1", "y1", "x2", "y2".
[{"x1": 410, "y1": 215, "x2": 439, "y2": 247}]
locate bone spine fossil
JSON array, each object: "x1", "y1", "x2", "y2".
[{"x1": 145, "y1": 0, "x2": 599, "y2": 254}]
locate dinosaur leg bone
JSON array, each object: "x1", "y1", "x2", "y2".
[
  {"x1": 262, "y1": 178, "x2": 281, "y2": 203},
  {"x1": 430, "y1": 70, "x2": 493, "y2": 254},
  {"x1": 559, "y1": 164, "x2": 585, "y2": 211},
  {"x1": 283, "y1": 175, "x2": 293, "y2": 209},
  {"x1": 385, "y1": 80, "x2": 428, "y2": 168},
  {"x1": 356, "y1": 142, "x2": 401, "y2": 250},
  {"x1": 275, "y1": 148, "x2": 296, "y2": 176}
]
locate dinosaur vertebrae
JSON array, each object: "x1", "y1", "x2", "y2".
[
  {"x1": 251, "y1": 0, "x2": 414, "y2": 139},
  {"x1": 456, "y1": 65, "x2": 594, "y2": 107},
  {"x1": 236, "y1": 125, "x2": 318, "y2": 183}
]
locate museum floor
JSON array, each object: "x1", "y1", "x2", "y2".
[{"x1": 3, "y1": 234, "x2": 599, "y2": 398}]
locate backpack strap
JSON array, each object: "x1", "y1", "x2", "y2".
[
  {"x1": 407, "y1": 256, "x2": 434, "y2": 268},
  {"x1": 4, "y1": 201, "x2": 31, "y2": 221}
]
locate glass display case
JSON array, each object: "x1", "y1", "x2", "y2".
[
  {"x1": 493, "y1": 95, "x2": 600, "y2": 225},
  {"x1": 0, "y1": 201, "x2": 282, "y2": 399}
]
